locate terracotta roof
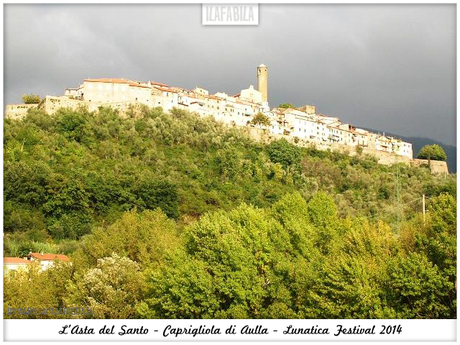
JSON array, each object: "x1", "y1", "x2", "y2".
[
  {"x1": 4, "y1": 257, "x2": 31, "y2": 264},
  {"x1": 150, "y1": 81, "x2": 169, "y2": 87},
  {"x1": 156, "y1": 86, "x2": 178, "y2": 93},
  {"x1": 28, "y1": 253, "x2": 69, "y2": 261},
  {"x1": 128, "y1": 82, "x2": 151, "y2": 88}
]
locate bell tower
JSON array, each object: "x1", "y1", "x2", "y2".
[{"x1": 257, "y1": 64, "x2": 268, "y2": 103}]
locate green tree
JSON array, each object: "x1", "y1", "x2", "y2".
[
  {"x1": 4, "y1": 261, "x2": 74, "y2": 319},
  {"x1": 66, "y1": 254, "x2": 145, "y2": 318},
  {"x1": 139, "y1": 202, "x2": 302, "y2": 319},
  {"x1": 250, "y1": 112, "x2": 271, "y2": 127},
  {"x1": 306, "y1": 192, "x2": 343, "y2": 253},
  {"x1": 417, "y1": 144, "x2": 447, "y2": 161},
  {"x1": 267, "y1": 139, "x2": 302, "y2": 169},
  {"x1": 301, "y1": 219, "x2": 398, "y2": 318},
  {"x1": 22, "y1": 94, "x2": 41, "y2": 104},
  {"x1": 415, "y1": 193, "x2": 456, "y2": 317},
  {"x1": 135, "y1": 179, "x2": 179, "y2": 219},
  {"x1": 74, "y1": 209, "x2": 178, "y2": 269},
  {"x1": 56, "y1": 108, "x2": 91, "y2": 143},
  {"x1": 386, "y1": 253, "x2": 453, "y2": 318},
  {"x1": 278, "y1": 103, "x2": 295, "y2": 109}
]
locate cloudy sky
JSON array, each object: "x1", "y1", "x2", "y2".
[{"x1": 4, "y1": 4, "x2": 456, "y2": 145}]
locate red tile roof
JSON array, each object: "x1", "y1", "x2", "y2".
[
  {"x1": 4, "y1": 257, "x2": 31, "y2": 264},
  {"x1": 150, "y1": 81, "x2": 169, "y2": 87},
  {"x1": 156, "y1": 86, "x2": 179, "y2": 93},
  {"x1": 128, "y1": 81, "x2": 151, "y2": 88},
  {"x1": 28, "y1": 253, "x2": 69, "y2": 262},
  {"x1": 207, "y1": 94, "x2": 222, "y2": 101}
]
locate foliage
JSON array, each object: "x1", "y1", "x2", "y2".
[
  {"x1": 278, "y1": 103, "x2": 295, "y2": 109},
  {"x1": 5, "y1": 107, "x2": 455, "y2": 245},
  {"x1": 386, "y1": 253, "x2": 453, "y2": 318},
  {"x1": 3, "y1": 107, "x2": 456, "y2": 320},
  {"x1": 74, "y1": 209, "x2": 178, "y2": 269},
  {"x1": 138, "y1": 192, "x2": 456, "y2": 319},
  {"x1": 267, "y1": 139, "x2": 302, "y2": 169},
  {"x1": 4, "y1": 262, "x2": 74, "y2": 319},
  {"x1": 250, "y1": 112, "x2": 271, "y2": 127},
  {"x1": 22, "y1": 94, "x2": 41, "y2": 104},
  {"x1": 140, "y1": 198, "x2": 305, "y2": 318},
  {"x1": 66, "y1": 254, "x2": 145, "y2": 318},
  {"x1": 417, "y1": 144, "x2": 447, "y2": 161}
]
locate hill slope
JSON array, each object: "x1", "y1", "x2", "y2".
[
  {"x1": 3, "y1": 105, "x2": 456, "y2": 320},
  {"x1": 4, "y1": 106, "x2": 455, "y2": 248}
]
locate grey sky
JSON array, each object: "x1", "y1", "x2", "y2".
[{"x1": 4, "y1": 4, "x2": 456, "y2": 145}]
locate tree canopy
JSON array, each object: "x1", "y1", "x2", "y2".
[
  {"x1": 278, "y1": 103, "x2": 295, "y2": 109},
  {"x1": 417, "y1": 144, "x2": 447, "y2": 161},
  {"x1": 22, "y1": 94, "x2": 41, "y2": 104},
  {"x1": 250, "y1": 112, "x2": 271, "y2": 127}
]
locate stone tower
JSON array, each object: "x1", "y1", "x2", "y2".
[{"x1": 257, "y1": 64, "x2": 268, "y2": 103}]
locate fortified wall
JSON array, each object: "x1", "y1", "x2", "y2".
[
  {"x1": 5, "y1": 96, "x2": 142, "y2": 120},
  {"x1": 5, "y1": 96, "x2": 449, "y2": 175},
  {"x1": 412, "y1": 159, "x2": 449, "y2": 175},
  {"x1": 245, "y1": 127, "x2": 448, "y2": 173},
  {"x1": 41, "y1": 96, "x2": 141, "y2": 116},
  {"x1": 5, "y1": 104, "x2": 38, "y2": 120}
]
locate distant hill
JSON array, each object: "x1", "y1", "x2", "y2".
[{"x1": 362, "y1": 128, "x2": 456, "y2": 173}]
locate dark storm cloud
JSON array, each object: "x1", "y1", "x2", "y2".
[{"x1": 4, "y1": 4, "x2": 456, "y2": 145}]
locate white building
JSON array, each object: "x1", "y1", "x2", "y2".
[
  {"x1": 391, "y1": 139, "x2": 413, "y2": 158},
  {"x1": 27, "y1": 253, "x2": 70, "y2": 271},
  {"x1": 3, "y1": 257, "x2": 32, "y2": 272},
  {"x1": 240, "y1": 85, "x2": 263, "y2": 104}
]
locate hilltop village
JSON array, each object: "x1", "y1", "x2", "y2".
[{"x1": 7, "y1": 64, "x2": 438, "y2": 169}]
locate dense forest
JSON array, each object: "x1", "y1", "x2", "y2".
[{"x1": 3, "y1": 105, "x2": 456, "y2": 318}]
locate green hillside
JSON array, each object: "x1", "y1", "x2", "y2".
[{"x1": 3, "y1": 106, "x2": 456, "y2": 319}]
